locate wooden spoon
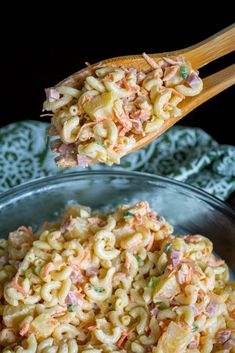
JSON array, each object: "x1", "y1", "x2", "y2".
[{"x1": 56, "y1": 24, "x2": 235, "y2": 156}]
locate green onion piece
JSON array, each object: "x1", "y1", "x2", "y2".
[
  {"x1": 134, "y1": 255, "x2": 141, "y2": 262},
  {"x1": 67, "y1": 304, "x2": 77, "y2": 312},
  {"x1": 192, "y1": 322, "x2": 199, "y2": 332},
  {"x1": 160, "y1": 268, "x2": 166, "y2": 276},
  {"x1": 148, "y1": 276, "x2": 159, "y2": 288},
  {"x1": 93, "y1": 287, "x2": 104, "y2": 292},
  {"x1": 124, "y1": 211, "x2": 134, "y2": 218},
  {"x1": 96, "y1": 141, "x2": 103, "y2": 146},
  {"x1": 163, "y1": 243, "x2": 172, "y2": 254},
  {"x1": 180, "y1": 65, "x2": 188, "y2": 79}
]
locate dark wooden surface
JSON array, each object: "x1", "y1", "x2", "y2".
[{"x1": 0, "y1": 4, "x2": 234, "y2": 204}]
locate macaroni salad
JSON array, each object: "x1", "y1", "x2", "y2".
[
  {"x1": 43, "y1": 54, "x2": 203, "y2": 167},
  {"x1": 0, "y1": 201, "x2": 234, "y2": 353}
]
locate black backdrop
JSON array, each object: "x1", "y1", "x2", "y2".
[
  {"x1": 1, "y1": 4, "x2": 234, "y2": 143},
  {"x1": 0, "y1": 5, "x2": 235, "y2": 144},
  {"x1": 1, "y1": 5, "x2": 234, "y2": 141}
]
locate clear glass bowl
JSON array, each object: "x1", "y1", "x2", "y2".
[{"x1": 0, "y1": 171, "x2": 234, "y2": 272}]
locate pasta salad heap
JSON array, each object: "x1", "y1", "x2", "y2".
[
  {"x1": 0, "y1": 201, "x2": 234, "y2": 353},
  {"x1": 43, "y1": 54, "x2": 203, "y2": 167}
]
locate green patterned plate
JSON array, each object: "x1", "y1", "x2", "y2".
[{"x1": 1, "y1": 120, "x2": 235, "y2": 200}]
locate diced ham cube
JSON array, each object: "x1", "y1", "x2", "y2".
[{"x1": 45, "y1": 87, "x2": 60, "y2": 102}]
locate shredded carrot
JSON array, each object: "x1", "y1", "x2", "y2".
[
  {"x1": 230, "y1": 310, "x2": 235, "y2": 319},
  {"x1": 146, "y1": 233, "x2": 154, "y2": 251},
  {"x1": 207, "y1": 259, "x2": 225, "y2": 267},
  {"x1": 19, "y1": 322, "x2": 30, "y2": 336},
  {"x1": 18, "y1": 226, "x2": 33, "y2": 237},
  {"x1": 121, "y1": 78, "x2": 136, "y2": 91},
  {"x1": 126, "y1": 240, "x2": 142, "y2": 248},
  {"x1": 52, "y1": 308, "x2": 67, "y2": 318},
  {"x1": 114, "y1": 272, "x2": 127, "y2": 281},
  {"x1": 124, "y1": 255, "x2": 131, "y2": 271},
  {"x1": 167, "y1": 268, "x2": 176, "y2": 278},
  {"x1": 158, "y1": 320, "x2": 168, "y2": 332},
  {"x1": 184, "y1": 235, "x2": 201, "y2": 243},
  {"x1": 83, "y1": 283, "x2": 90, "y2": 291},
  {"x1": 163, "y1": 66, "x2": 179, "y2": 81},
  {"x1": 116, "y1": 329, "x2": 134, "y2": 348},
  {"x1": 142, "y1": 53, "x2": 159, "y2": 69},
  {"x1": 201, "y1": 249, "x2": 208, "y2": 256},
  {"x1": 79, "y1": 248, "x2": 90, "y2": 266},
  {"x1": 102, "y1": 72, "x2": 112, "y2": 81},
  {"x1": 41, "y1": 262, "x2": 54, "y2": 277},
  {"x1": 87, "y1": 325, "x2": 96, "y2": 331},
  {"x1": 158, "y1": 87, "x2": 167, "y2": 95},
  {"x1": 185, "y1": 267, "x2": 192, "y2": 284},
  {"x1": 181, "y1": 258, "x2": 194, "y2": 264},
  {"x1": 201, "y1": 330, "x2": 207, "y2": 336},
  {"x1": 12, "y1": 272, "x2": 28, "y2": 296},
  {"x1": 76, "y1": 287, "x2": 83, "y2": 293},
  {"x1": 192, "y1": 268, "x2": 206, "y2": 279},
  {"x1": 122, "y1": 78, "x2": 131, "y2": 90},
  {"x1": 163, "y1": 56, "x2": 180, "y2": 65},
  {"x1": 80, "y1": 94, "x2": 93, "y2": 105},
  {"x1": 113, "y1": 108, "x2": 132, "y2": 128}
]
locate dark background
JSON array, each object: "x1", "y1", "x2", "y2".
[
  {"x1": 1, "y1": 6, "x2": 234, "y2": 142},
  {"x1": 0, "y1": 4, "x2": 234, "y2": 200}
]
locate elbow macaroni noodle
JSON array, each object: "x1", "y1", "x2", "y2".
[
  {"x1": 0, "y1": 201, "x2": 234, "y2": 353},
  {"x1": 43, "y1": 54, "x2": 203, "y2": 167}
]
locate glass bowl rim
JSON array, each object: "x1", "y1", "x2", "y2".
[{"x1": 0, "y1": 170, "x2": 235, "y2": 218}]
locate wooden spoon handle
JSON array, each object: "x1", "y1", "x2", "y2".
[
  {"x1": 132, "y1": 64, "x2": 235, "y2": 153},
  {"x1": 59, "y1": 25, "x2": 235, "y2": 87},
  {"x1": 176, "y1": 24, "x2": 235, "y2": 68}
]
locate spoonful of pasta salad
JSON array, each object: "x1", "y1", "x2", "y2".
[{"x1": 43, "y1": 25, "x2": 235, "y2": 167}]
